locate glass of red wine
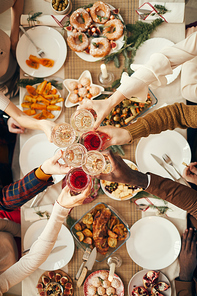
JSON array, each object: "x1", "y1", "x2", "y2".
[
  {"x1": 79, "y1": 131, "x2": 110, "y2": 151},
  {"x1": 66, "y1": 167, "x2": 91, "y2": 192}
]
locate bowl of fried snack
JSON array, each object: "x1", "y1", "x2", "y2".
[
  {"x1": 71, "y1": 202, "x2": 130, "y2": 262},
  {"x1": 21, "y1": 80, "x2": 64, "y2": 120}
]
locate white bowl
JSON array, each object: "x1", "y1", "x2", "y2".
[
  {"x1": 51, "y1": 0, "x2": 71, "y2": 15},
  {"x1": 100, "y1": 159, "x2": 142, "y2": 201}
]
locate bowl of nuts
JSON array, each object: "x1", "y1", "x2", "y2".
[{"x1": 51, "y1": 0, "x2": 72, "y2": 15}]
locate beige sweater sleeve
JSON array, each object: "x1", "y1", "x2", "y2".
[
  {"x1": 181, "y1": 56, "x2": 197, "y2": 102},
  {"x1": 0, "y1": 202, "x2": 70, "y2": 294},
  {"x1": 0, "y1": 92, "x2": 10, "y2": 112},
  {"x1": 124, "y1": 103, "x2": 197, "y2": 142}
]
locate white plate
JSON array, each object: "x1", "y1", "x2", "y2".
[
  {"x1": 67, "y1": 4, "x2": 124, "y2": 62},
  {"x1": 126, "y1": 216, "x2": 181, "y2": 269},
  {"x1": 100, "y1": 159, "x2": 141, "y2": 201},
  {"x1": 19, "y1": 133, "x2": 64, "y2": 183},
  {"x1": 24, "y1": 219, "x2": 75, "y2": 270},
  {"x1": 135, "y1": 130, "x2": 191, "y2": 180},
  {"x1": 128, "y1": 270, "x2": 171, "y2": 296},
  {"x1": 132, "y1": 38, "x2": 181, "y2": 84},
  {"x1": 64, "y1": 70, "x2": 104, "y2": 107},
  {"x1": 16, "y1": 26, "x2": 67, "y2": 77},
  {"x1": 22, "y1": 83, "x2": 63, "y2": 121}
]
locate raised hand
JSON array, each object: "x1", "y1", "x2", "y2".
[
  {"x1": 96, "y1": 150, "x2": 148, "y2": 188},
  {"x1": 57, "y1": 183, "x2": 92, "y2": 209},
  {"x1": 182, "y1": 162, "x2": 197, "y2": 185},
  {"x1": 41, "y1": 149, "x2": 70, "y2": 176}
]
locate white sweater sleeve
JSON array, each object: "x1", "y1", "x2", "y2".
[
  {"x1": 117, "y1": 31, "x2": 197, "y2": 100},
  {"x1": 0, "y1": 201, "x2": 70, "y2": 294},
  {"x1": 0, "y1": 92, "x2": 10, "y2": 112},
  {"x1": 181, "y1": 56, "x2": 197, "y2": 103}
]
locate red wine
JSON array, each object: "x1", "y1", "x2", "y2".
[
  {"x1": 68, "y1": 168, "x2": 89, "y2": 191},
  {"x1": 83, "y1": 132, "x2": 102, "y2": 151}
]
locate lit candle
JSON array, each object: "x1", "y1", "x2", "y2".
[{"x1": 100, "y1": 63, "x2": 108, "y2": 79}]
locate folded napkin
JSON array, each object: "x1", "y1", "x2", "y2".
[
  {"x1": 136, "y1": 197, "x2": 187, "y2": 296},
  {"x1": 20, "y1": 14, "x2": 69, "y2": 28},
  {"x1": 24, "y1": 204, "x2": 53, "y2": 222},
  {"x1": 137, "y1": 2, "x2": 185, "y2": 23}
]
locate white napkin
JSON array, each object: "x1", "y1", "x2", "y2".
[
  {"x1": 20, "y1": 14, "x2": 69, "y2": 27},
  {"x1": 137, "y1": 2, "x2": 185, "y2": 23},
  {"x1": 24, "y1": 204, "x2": 53, "y2": 222},
  {"x1": 137, "y1": 197, "x2": 187, "y2": 296}
]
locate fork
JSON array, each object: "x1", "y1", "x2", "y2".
[
  {"x1": 19, "y1": 25, "x2": 45, "y2": 58},
  {"x1": 75, "y1": 247, "x2": 91, "y2": 280},
  {"x1": 162, "y1": 153, "x2": 191, "y2": 187}
]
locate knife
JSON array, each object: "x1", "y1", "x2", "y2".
[
  {"x1": 136, "y1": 8, "x2": 152, "y2": 14},
  {"x1": 77, "y1": 247, "x2": 97, "y2": 287},
  {"x1": 151, "y1": 154, "x2": 177, "y2": 181}
]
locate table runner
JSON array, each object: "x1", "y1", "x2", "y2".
[{"x1": 19, "y1": 0, "x2": 186, "y2": 295}]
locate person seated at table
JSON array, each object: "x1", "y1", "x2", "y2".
[
  {"x1": 97, "y1": 150, "x2": 197, "y2": 229},
  {"x1": 0, "y1": 183, "x2": 91, "y2": 295},
  {"x1": 0, "y1": 0, "x2": 56, "y2": 140},
  {"x1": 78, "y1": 29, "x2": 197, "y2": 129},
  {"x1": 175, "y1": 228, "x2": 197, "y2": 296},
  {"x1": 0, "y1": 149, "x2": 70, "y2": 212}
]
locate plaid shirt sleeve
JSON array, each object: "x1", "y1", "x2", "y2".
[{"x1": 0, "y1": 169, "x2": 54, "y2": 211}]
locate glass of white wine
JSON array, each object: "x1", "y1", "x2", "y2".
[
  {"x1": 51, "y1": 123, "x2": 78, "y2": 148},
  {"x1": 70, "y1": 109, "x2": 95, "y2": 133},
  {"x1": 62, "y1": 143, "x2": 87, "y2": 167}
]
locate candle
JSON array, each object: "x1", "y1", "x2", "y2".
[
  {"x1": 108, "y1": 262, "x2": 115, "y2": 282},
  {"x1": 100, "y1": 64, "x2": 108, "y2": 79}
]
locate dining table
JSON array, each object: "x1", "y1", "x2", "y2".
[{"x1": 17, "y1": 0, "x2": 187, "y2": 296}]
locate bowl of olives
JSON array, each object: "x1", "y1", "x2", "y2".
[{"x1": 51, "y1": 0, "x2": 71, "y2": 15}]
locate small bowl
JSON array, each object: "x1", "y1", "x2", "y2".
[{"x1": 51, "y1": 0, "x2": 72, "y2": 15}]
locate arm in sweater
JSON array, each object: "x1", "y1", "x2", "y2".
[
  {"x1": 0, "y1": 219, "x2": 20, "y2": 237},
  {"x1": 124, "y1": 103, "x2": 197, "y2": 142},
  {"x1": 0, "y1": 167, "x2": 53, "y2": 211},
  {"x1": 118, "y1": 32, "x2": 197, "y2": 99},
  {"x1": 0, "y1": 201, "x2": 70, "y2": 294}
]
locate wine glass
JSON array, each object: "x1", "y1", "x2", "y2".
[
  {"x1": 82, "y1": 151, "x2": 112, "y2": 176},
  {"x1": 62, "y1": 143, "x2": 87, "y2": 167},
  {"x1": 51, "y1": 122, "x2": 78, "y2": 148},
  {"x1": 70, "y1": 109, "x2": 95, "y2": 133},
  {"x1": 79, "y1": 131, "x2": 102, "y2": 151},
  {"x1": 66, "y1": 167, "x2": 91, "y2": 192}
]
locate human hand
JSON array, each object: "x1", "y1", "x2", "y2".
[
  {"x1": 57, "y1": 183, "x2": 92, "y2": 209},
  {"x1": 182, "y1": 162, "x2": 197, "y2": 185},
  {"x1": 78, "y1": 91, "x2": 125, "y2": 130},
  {"x1": 41, "y1": 149, "x2": 70, "y2": 176},
  {"x1": 186, "y1": 26, "x2": 197, "y2": 38},
  {"x1": 96, "y1": 150, "x2": 148, "y2": 188},
  {"x1": 97, "y1": 126, "x2": 132, "y2": 149},
  {"x1": 39, "y1": 120, "x2": 56, "y2": 142},
  {"x1": 7, "y1": 117, "x2": 25, "y2": 134},
  {"x1": 179, "y1": 228, "x2": 197, "y2": 281}
]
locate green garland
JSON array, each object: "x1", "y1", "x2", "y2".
[{"x1": 103, "y1": 18, "x2": 163, "y2": 78}]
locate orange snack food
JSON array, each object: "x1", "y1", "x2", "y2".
[
  {"x1": 39, "y1": 58, "x2": 54, "y2": 67},
  {"x1": 26, "y1": 59, "x2": 39, "y2": 69}
]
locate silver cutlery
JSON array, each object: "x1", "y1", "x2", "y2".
[
  {"x1": 23, "y1": 244, "x2": 67, "y2": 255},
  {"x1": 19, "y1": 25, "x2": 45, "y2": 58},
  {"x1": 77, "y1": 247, "x2": 97, "y2": 287},
  {"x1": 75, "y1": 247, "x2": 91, "y2": 280},
  {"x1": 162, "y1": 153, "x2": 191, "y2": 187},
  {"x1": 151, "y1": 154, "x2": 177, "y2": 181}
]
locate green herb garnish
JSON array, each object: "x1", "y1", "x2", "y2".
[
  {"x1": 27, "y1": 12, "x2": 42, "y2": 26},
  {"x1": 79, "y1": 34, "x2": 83, "y2": 43}
]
